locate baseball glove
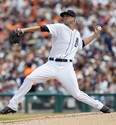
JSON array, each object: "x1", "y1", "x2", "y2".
[{"x1": 10, "y1": 28, "x2": 23, "y2": 44}]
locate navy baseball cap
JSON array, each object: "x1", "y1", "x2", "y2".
[{"x1": 60, "y1": 9, "x2": 76, "y2": 17}]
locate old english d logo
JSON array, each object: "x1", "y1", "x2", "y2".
[{"x1": 74, "y1": 37, "x2": 79, "y2": 47}]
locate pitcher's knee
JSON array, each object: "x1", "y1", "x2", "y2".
[
  {"x1": 72, "y1": 92, "x2": 82, "y2": 100},
  {"x1": 24, "y1": 75, "x2": 35, "y2": 82}
]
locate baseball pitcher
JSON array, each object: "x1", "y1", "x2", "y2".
[{"x1": 0, "y1": 10, "x2": 110, "y2": 114}]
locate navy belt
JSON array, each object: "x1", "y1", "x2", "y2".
[{"x1": 49, "y1": 57, "x2": 72, "y2": 62}]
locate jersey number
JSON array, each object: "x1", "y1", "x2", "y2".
[{"x1": 74, "y1": 38, "x2": 79, "y2": 47}]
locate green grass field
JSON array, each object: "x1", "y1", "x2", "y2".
[
  {"x1": 0, "y1": 113, "x2": 64, "y2": 121},
  {"x1": 0, "y1": 114, "x2": 47, "y2": 121}
]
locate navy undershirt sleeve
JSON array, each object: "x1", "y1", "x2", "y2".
[
  {"x1": 82, "y1": 40, "x2": 85, "y2": 47},
  {"x1": 40, "y1": 25, "x2": 50, "y2": 32}
]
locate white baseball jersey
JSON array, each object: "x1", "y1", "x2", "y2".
[
  {"x1": 8, "y1": 23, "x2": 104, "y2": 111},
  {"x1": 46, "y1": 23, "x2": 83, "y2": 60}
]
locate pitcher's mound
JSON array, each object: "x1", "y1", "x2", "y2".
[{"x1": 1, "y1": 112, "x2": 116, "y2": 125}]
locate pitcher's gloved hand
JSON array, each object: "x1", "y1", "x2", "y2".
[{"x1": 10, "y1": 28, "x2": 23, "y2": 44}]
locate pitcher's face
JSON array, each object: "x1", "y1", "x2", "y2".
[{"x1": 62, "y1": 14, "x2": 75, "y2": 25}]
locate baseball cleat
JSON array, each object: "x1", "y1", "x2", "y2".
[
  {"x1": 100, "y1": 105, "x2": 110, "y2": 113},
  {"x1": 0, "y1": 107, "x2": 16, "y2": 114}
]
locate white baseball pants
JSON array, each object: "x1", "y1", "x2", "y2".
[{"x1": 8, "y1": 61, "x2": 103, "y2": 111}]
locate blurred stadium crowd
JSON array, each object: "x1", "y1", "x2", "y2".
[{"x1": 0, "y1": 0, "x2": 116, "y2": 108}]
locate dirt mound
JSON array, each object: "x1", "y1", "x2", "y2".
[{"x1": 0, "y1": 112, "x2": 116, "y2": 125}]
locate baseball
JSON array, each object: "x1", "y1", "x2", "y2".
[{"x1": 97, "y1": 26, "x2": 102, "y2": 31}]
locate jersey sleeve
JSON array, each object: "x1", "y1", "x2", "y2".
[
  {"x1": 46, "y1": 24, "x2": 60, "y2": 37},
  {"x1": 77, "y1": 33, "x2": 84, "y2": 50}
]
